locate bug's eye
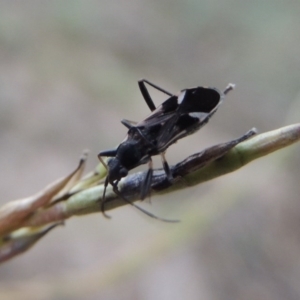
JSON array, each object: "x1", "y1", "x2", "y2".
[{"x1": 119, "y1": 168, "x2": 128, "y2": 178}]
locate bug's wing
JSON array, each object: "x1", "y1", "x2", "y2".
[
  {"x1": 136, "y1": 95, "x2": 179, "y2": 128},
  {"x1": 177, "y1": 87, "x2": 222, "y2": 114},
  {"x1": 156, "y1": 87, "x2": 223, "y2": 151}
]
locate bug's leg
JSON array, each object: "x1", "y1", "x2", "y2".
[
  {"x1": 98, "y1": 148, "x2": 117, "y2": 158},
  {"x1": 98, "y1": 155, "x2": 108, "y2": 170},
  {"x1": 160, "y1": 152, "x2": 174, "y2": 182},
  {"x1": 139, "y1": 79, "x2": 174, "y2": 97},
  {"x1": 121, "y1": 119, "x2": 137, "y2": 129},
  {"x1": 98, "y1": 150, "x2": 117, "y2": 176},
  {"x1": 161, "y1": 152, "x2": 190, "y2": 188},
  {"x1": 138, "y1": 80, "x2": 156, "y2": 111},
  {"x1": 138, "y1": 79, "x2": 174, "y2": 112},
  {"x1": 101, "y1": 176, "x2": 111, "y2": 219},
  {"x1": 98, "y1": 151, "x2": 117, "y2": 218},
  {"x1": 140, "y1": 159, "x2": 153, "y2": 200}
]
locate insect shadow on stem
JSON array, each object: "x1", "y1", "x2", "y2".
[{"x1": 98, "y1": 80, "x2": 239, "y2": 222}]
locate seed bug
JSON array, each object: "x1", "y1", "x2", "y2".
[{"x1": 98, "y1": 79, "x2": 235, "y2": 221}]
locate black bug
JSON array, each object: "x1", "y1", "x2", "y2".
[{"x1": 98, "y1": 79, "x2": 235, "y2": 221}]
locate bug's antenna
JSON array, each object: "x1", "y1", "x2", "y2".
[
  {"x1": 223, "y1": 83, "x2": 236, "y2": 95},
  {"x1": 112, "y1": 185, "x2": 180, "y2": 223},
  {"x1": 101, "y1": 176, "x2": 111, "y2": 219}
]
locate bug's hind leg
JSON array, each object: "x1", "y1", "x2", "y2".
[
  {"x1": 138, "y1": 79, "x2": 174, "y2": 112},
  {"x1": 140, "y1": 159, "x2": 153, "y2": 200}
]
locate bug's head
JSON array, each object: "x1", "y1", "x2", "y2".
[
  {"x1": 107, "y1": 158, "x2": 128, "y2": 183},
  {"x1": 104, "y1": 141, "x2": 145, "y2": 185}
]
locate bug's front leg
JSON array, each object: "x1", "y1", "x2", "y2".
[
  {"x1": 98, "y1": 155, "x2": 108, "y2": 170},
  {"x1": 161, "y1": 152, "x2": 191, "y2": 188},
  {"x1": 98, "y1": 148, "x2": 117, "y2": 159},
  {"x1": 101, "y1": 176, "x2": 111, "y2": 219},
  {"x1": 160, "y1": 152, "x2": 174, "y2": 182},
  {"x1": 98, "y1": 148, "x2": 118, "y2": 170},
  {"x1": 121, "y1": 119, "x2": 138, "y2": 129}
]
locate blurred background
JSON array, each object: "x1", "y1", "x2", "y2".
[{"x1": 0, "y1": 0, "x2": 300, "y2": 299}]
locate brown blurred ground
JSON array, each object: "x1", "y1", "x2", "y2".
[{"x1": 1, "y1": 1, "x2": 300, "y2": 299}]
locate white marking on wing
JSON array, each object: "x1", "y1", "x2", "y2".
[{"x1": 177, "y1": 90, "x2": 186, "y2": 104}]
